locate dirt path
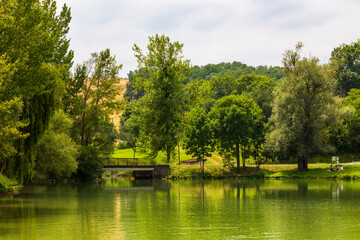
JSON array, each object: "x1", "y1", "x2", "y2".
[{"x1": 342, "y1": 161, "x2": 360, "y2": 165}]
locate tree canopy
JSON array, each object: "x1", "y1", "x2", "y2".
[
  {"x1": 133, "y1": 34, "x2": 191, "y2": 162},
  {"x1": 331, "y1": 40, "x2": 360, "y2": 95},
  {"x1": 210, "y1": 95, "x2": 265, "y2": 173},
  {"x1": 0, "y1": 0, "x2": 73, "y2": 182},
  {"x1": 266, "y1": 44, "x2": 337, "y2": 171}
]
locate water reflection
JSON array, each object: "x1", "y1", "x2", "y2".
[
  {"x1": 330, "y1": 182, "x2": 344, "y2": 199},
  {"x1": 0, "y1": 179, "x2": 360, "y2": 240}
]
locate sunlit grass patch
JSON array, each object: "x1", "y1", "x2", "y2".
[{"x1": 0, "y1": 174, "x2": 18, "y2": 193}]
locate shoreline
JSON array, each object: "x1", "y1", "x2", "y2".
[{"x1": 2, "y1": 164, "x2": 360, "y2": 194}]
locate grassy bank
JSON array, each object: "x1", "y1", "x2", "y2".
[
  {"x1": 0, "y1": 174, "x2": 18, "y2": 193},
  {"x1": 112, "y1": 148, "x2": 224, "y2": 165},
  {"x1": 169, "y1": 164, "x2": 360, "y2": 180}
]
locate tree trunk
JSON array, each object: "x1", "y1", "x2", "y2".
[
  {"x1": 178, "y1": 134, "x2": 181, "y2": 165},
  {"x1": 201, "y1": 154, "x2": 205, "y2": 175},
  {"x1": 166, "y1": 147, "x2": 171, "y2": 163},
  {"x1": 298, "y1": 156, "x2": 308, "y2": 171},
  {"x1": 242, "y1": 145, "x2": 246, "y2": 171},
  {"x1": 236, "y1": 143, "x2": 240, "y2": 174}
]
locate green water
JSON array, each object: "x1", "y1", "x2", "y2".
[{"x1": 1, "y1": 179, "x2": 360, "y2": 240}]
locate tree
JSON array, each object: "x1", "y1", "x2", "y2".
[
  {"x1": 210, "y1": 75, "x2": 238, "y2": 100},
  {"x1": 266, "y1": 44, "x2": 336, "y2": 171},
  {"x1": 330, "y1": 40, "x2": 360, "y2": 95},
  {"x1": 133, "y1": 34, "x2": 191, "y2": 162},
  {"x1": 120, "y1": 113, "x2": 141, "y2": 159},
  {"x1": 344, "y1": 89, "x2": 360, "y2": 151},
  {"x1": 210, "y1": 95, "x2": 265, "y2": 173},
  {"x1": 183, "y1": 106, "x2": 214, "y2": 173},
  {"x1": 0, "y1": 0, "x2": 73, "y2": 182},
  {"x1": 69, "y1": 49, "x2": 123, "y2": 179},
  {"x1": 187, "y1": 61, "x2": 283, "y2": 82},
  {"x1": 237, "y1": 75, "x2": 277, "y2": 121},
  {"x1": 0, "y1": 55, "x2": 28, "y2": 172},
  {"x1": 324, "y1": 96, "x2": 355, "y2": 153},
  {"x1": 185, "y1": 79, "x2": 213, "y2": 111},
  {"x1": 35, "y1": 110, "x2": 78, "y2": 180},
  {"x1": 123, "y1": 70, "x2": 146, "y2": 102}
]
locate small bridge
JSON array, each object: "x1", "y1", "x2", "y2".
[{"x1": 103, "y1": 158, "x2": 170, "y2": 179}]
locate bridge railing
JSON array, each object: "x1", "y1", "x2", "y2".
[{"x1": 104, "y1": 158, "x2": 149, "y2": 166}]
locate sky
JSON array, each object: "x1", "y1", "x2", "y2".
[{"x1": 56, "y1": 0, "x2": 360, "y2": 78}]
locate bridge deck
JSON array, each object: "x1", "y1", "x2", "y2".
[{"x1": 103, "y1": 165, "x2": 155, "y2": 172}]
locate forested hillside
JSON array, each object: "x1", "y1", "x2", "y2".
[{"x1": 187, "y1": 61, "x2": 283, "y2": 83}]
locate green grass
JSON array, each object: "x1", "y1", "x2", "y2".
[
  {"x1": 262, "y1": 164, "x2": 360, "y2": 180},
  {"x1": 168, "y1": 163, "x2": 360, "y2": 180},
  {"x1": 0, "y1": 174, "x2": 18, "y2": 193},
  {"x1": 170, "y1": 165, "x2": 238, "y2": 178},
  {"x1": 111, "y1": 148, "x2": 360, "y2": 180},
  {"x1": 112, "y1": 148, "x2": 202, "y2": 162},
  {"x1": 112, "y1": 148, "x2": 143, "y2": 158}
]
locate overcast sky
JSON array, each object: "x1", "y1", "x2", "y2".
[{"x1": 56, "y1": 0, "x2": 360, "y2": 78}]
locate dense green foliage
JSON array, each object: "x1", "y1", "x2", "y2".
[
  {"x1": 183, "y1": 106, "x2": 214, "y2": 171},
  {"x1": 35, "y1": 110, "x2": 78, "y2": 180},
  {"x1": 2, "y1": 0, "x2": 360, "y2": 181},
  {"x1": 187, "y1": 61, "x2": 283, "y2": 83},
  {"x1": 331, "y1": 40, "x2": 360, "y2": 95},
  {"x1": 209, "y1": 74, "x2": 276, "y2": 121},
  {"x1": 326, "y1": 89, "x2": 360, "y2": 153},
  {"x1": 0, "y1": 0, "x2": 73, "y2": 182},
  {"x1": 0, "y1": 56, "x2": 28, "y2": 163},
  {"x1": 132, "y1": 34, "x2": 191, "y2": 162},
  {"x1": 210, "y1": 95, "x2": 266, "y2": 173},
  {"x1": 266, "y1": 44, "x2": 337, "y2": 171},
  {"x1": 119, "y1": 111, "x2": 141, "y2": 159},
  {"x1": 0, "y1": 173, "x2": 18, "y2": 192},
  {"x1": 69, "y1": 49, "x2": 122, "y2": 179},
  {"x1": 123, "y1": 70, "x2": 146, "y2": 102}
]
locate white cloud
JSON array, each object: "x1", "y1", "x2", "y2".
[{"x1": 56, "y1": 0, "x2": 360, "y2": 77}]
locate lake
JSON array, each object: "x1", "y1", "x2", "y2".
[{"x1": 0, "y1": 178, "x2": 359, "y2": 239}]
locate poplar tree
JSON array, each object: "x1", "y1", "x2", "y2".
[
  {"x1": 69, "y1": 49, "x2": 123, "y2": 179},
  {"x1": 133, "y1": 34, "x2": 191, "y2": 163}
]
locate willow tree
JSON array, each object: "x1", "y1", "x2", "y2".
[
  {"x1": 0, "y1": 0, "x2": 73, "y2": 182},
  {"x1": 266, "y1": 43, "x2": 336, "y2": 171},
  {"x1": 133, "y1": 34, "x2": 191, "y2": 163},
  {"x1": 0, "y1": 55, "x2": 28, "y2": 173}
]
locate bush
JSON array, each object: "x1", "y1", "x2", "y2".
[
  {"x1": 76, "y1": 146, "x2": 103, "y2": 180},
  {"x1": 35, "y1": 111, "x2": 78, "y2": 180},
  {"x1": 0, "y1": 174, "x2": 18, "y2": 192}
]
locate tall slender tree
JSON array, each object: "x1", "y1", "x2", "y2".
[
  {"x1": 69, "y1": 49, "x2": 123, "y2": 179},
  {"x1": 133, "y1": 34, "x2": 191, "y2": 163}
]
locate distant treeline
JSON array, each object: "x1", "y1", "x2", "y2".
[{"x1": 187, "y1": 62, "x2": 283, "y2": 83}]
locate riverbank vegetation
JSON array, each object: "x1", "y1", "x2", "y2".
[
  {"x1": 0, "y1": 174, "x2": 18, "y2": 193},
  {"x1": 169, "y1": 164, "x2": 360, "y2": 180},
  {"x1": 2, "y1": 0, "x2": 360, "y2": 191}
]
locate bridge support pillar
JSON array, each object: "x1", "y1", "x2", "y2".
[{"x1": 152, "y1": 165, "x2": 170, "y2": 178}]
